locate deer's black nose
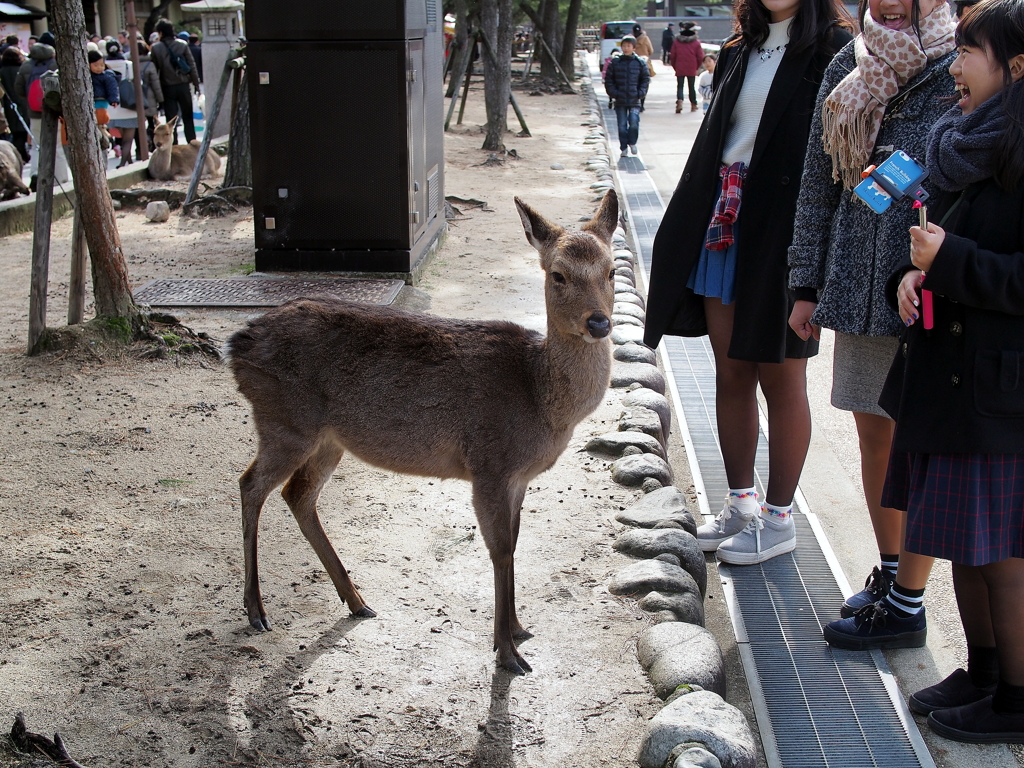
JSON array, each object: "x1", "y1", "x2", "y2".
[{"x1": 587, "y1": 313, "x2": 611, "y2": 338}]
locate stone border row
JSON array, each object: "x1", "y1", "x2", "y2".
[{"x1": 577, "y1": 66, "x2": 757, "y2": 768}]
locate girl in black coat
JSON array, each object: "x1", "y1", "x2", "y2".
[
  {"x1": 880, "y1": 0, "x2": 1024, "y2": 743},
  {"x1": 644, "y1": 0, "x2": 853, "y2": 565}
]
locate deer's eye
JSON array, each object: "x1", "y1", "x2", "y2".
[
  {"x1": 608, "y1": 269, "x2": 616, "y2": 281},
  {"x1": 551, "y1": 272, "x2": 566, "y2": 284}
]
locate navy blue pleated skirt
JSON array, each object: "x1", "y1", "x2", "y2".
[{"x1": 883, "y1": 451, "x2": 1024, "y2": 566}]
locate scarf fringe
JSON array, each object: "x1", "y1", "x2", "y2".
[{"x1": 821, "y1": 100, "x2": 881, "y2": 189}]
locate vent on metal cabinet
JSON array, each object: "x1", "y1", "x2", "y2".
[
  {"x1": 426, "y1": 0, "x2": 437, "y2": 26},
  {"x1": 427, "y1": 168, "x2": 440, "y2": 218}
]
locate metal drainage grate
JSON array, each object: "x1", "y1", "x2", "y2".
[{"x1": 133, "y1": 277, "x2": 405, "y2": 309}]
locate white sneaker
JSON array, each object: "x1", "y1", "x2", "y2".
[
  {"x1": 716, "y1": 513, "x2": 796, "y2": 565},
  {"x1": 629, "y1": 144, "x2": 638, "y2": 155},
  {"x1": 621, "y1": 147, "x2": 629, "y2": 157},
  {"x1": 696, "y1": 497, "x2": 757, "y2": 552}
]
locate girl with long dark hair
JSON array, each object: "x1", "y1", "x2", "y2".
[{"x1": 644, "y1": 0, "x2": 854, "y2": 565}]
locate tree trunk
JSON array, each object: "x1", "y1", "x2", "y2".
[
  {"x1": 223, "y1": 69, "x2": 251, "y2": 188},
  {"x1": 538, "y1": 0, "x2": 562, "y2": 81},
  {"x1": 49, "y1": 0, "x2": 141, "y2": 324},
  {"x1": 480, "y1": 0, "x2": 513, "y2": 152},
  {"x1": 144, "y1": 0, "x2": 173, "y2": 41},
  {"x1": 445, "y1": 0, "x2": 471, "y2": 98},
  {"x1": 558, "y1": 0, "x2": 583, "y2": 79}
]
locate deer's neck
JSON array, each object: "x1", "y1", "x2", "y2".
[
  {"x1": 150, "y1": 145, "x2": 171, "y2": 172},
  {"x1": 538, "y1": 327, "x2": 612, "y2": 433}
]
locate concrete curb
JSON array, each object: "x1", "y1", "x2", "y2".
[{"x1": 578, "y1": 64, "x2": 758, "y2": 768}]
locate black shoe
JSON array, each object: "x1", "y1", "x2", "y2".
[
  {"x1": 29, "y1": 174, "x2": 36, "y2": 193},
  {"x1": 841, "y1": 566, "x2": 895, "y2": 618},
  {"x1": 928, "y1": 696, "x2": 1024, "y2": 744},
  {"x1": 822, "y1": 601, "x2": 926, "y2": 651},
  {"x1": 910, "y1": 669, "x2": 997, "y2": 715}
]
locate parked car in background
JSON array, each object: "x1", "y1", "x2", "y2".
[{"x1": 600, "y1": 20, "x2": 636, "y2": 63}]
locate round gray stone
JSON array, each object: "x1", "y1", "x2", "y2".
[
  {"x1": 654, "y1": 553, "x2": 681, "y2": 567},
  {"x1": 615, "y1": 284, "x2": 644, "y2": 300},
  {"x1": 638, "y1": 589, "x2": 705, "y2": 627},
  {"x1": 611, "y1": 363, "x2": 665, "y2": 394},
  {"x1": 612, "y1": 314, "x2": 644, "y2": 328},
  {"x1": 615, "y1": 486, "x2": 696, "y2": 535},
  {"x1": 609, "y1": 559, "x2": 700, "y2": 601},
  {"x1": 550, "y1": 163, "x2": 565, "y2": 170},
  {"x1": 615, "y1": 292, "x2": 645, "y2": 308},
  {"x1": 619, "y1": 406, "x2": 666, "y2": 447},
  {"x1": 611, "y1": 325, "x2": 646, "y2": 346},
  {"x1": 637, "y1": 623, "x2": 725, "y2": 700},
  {"x1": 638, "y1": 689, "x2": 756, "y2": 768},
  {"x1": 623, "y1": 387, "x2": 671, "y2": 442},
  {"x1": 146, "y1": 200, "x2": 171, "y2": 222},
  {"x1": 643, "y1": 478, "x2": 665, "y2": 493},
  {"x1": 671, "y1": 744, "x2": 724, "y2": 768},
  {"x1": 611, "y1": 452, "x2": 673, "y2": 487},
  {"x1": 613, "y1": 527, "x2": 706, "y2": 596},
  {"x1": 614, "y1": 276, "x2": 635, "y2": 292},
  {"x1": 586, "y1": 430, "x2": 665, "y2": 460},
  {"x1": 614, "y1": 343, "x2": 656, "y2": 365},
  {"x1": 616, "y1": 265, "x2": 636, "y2": 283},
  {"x1": 613, "y1": 248, "x2": 633, "y2": 260},
  {"x1": 614, "y1": 302, "x2": 646, "y2": 322}
]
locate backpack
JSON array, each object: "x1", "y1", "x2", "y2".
[
  {"x1": 118, "y1": 76, "x2": 143, "y2": 109},
  {"x1": 166, "y1": 40, "x2": 191, "y2": 76},
  {"x1": 26, "y1": 60, "x2": 52, "y2": 112}
]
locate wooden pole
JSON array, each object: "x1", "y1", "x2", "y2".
[
  {"x1": 124, "y1": 1, "x2": 148, "y2": 161},
  {"x1": 520, "y1": 42, "x2": 534, "y2": 83},
  {"x1": 444, "y1": 37, "x2": 473, "y2": 131},
  {"x1": 184, "y1": 53, "x2": 237, "y2": 205},
  {"x1": 537, "y1": 33, "x2": 573, "y2": 90},
  {"x1": 456, "y1": 36, "x2": 475, "y2": 126},
  {"x1": 68, "y1": 201, "x2": 88, "y2": 324},
  {"x1": 28, "y1": 100, "x2": 58, "y2": 354}
]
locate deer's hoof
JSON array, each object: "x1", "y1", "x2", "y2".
[
  {"x1": 502, "y1": 654, "x2": 532, "y2": 675},
  {"x1": 352, "y1": 605, "x2": 377, "y2": 618},
  {"x1": 250, "y1": 616, "x2": 272, "y2": 631},
  {"x1": 513, "y1": 627, "x2": 534, "y2": 641}
]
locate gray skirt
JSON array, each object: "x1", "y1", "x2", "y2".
[{"x1": 831, "y1": 332, "x2": 898, "y2": 417}]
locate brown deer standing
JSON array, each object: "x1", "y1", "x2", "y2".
[{"x1": 227, "y1": 190, "x2": 618, "y2": 674}]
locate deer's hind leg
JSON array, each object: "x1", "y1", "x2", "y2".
[
  {"x1": 281, "y1": 437, "x2": 375, "y2": 618},
  {"x1": 240, "y1": 435, "x2": 316, "y2": 631},
  {"x1": 473, "y1": 478, "x2": 531, "y2": 674}
]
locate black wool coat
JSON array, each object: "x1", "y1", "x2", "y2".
[
  {"x1": 643, "y1": 25, "x2": 852, "y2": 361},
  {"x1": 879, "y1": 178, "x2": 1024, "y2": 454}
]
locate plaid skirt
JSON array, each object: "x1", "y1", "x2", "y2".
[{"x1": 883, "y1": 451, "x2": 1024, "y2": 565}]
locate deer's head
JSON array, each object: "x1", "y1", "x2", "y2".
[
  {"x1": 153, "y1": 116, "x2": 177, "y2": 150},
  {"x1": 515, "y1": 190, "x2": 618, "y2": 343}
]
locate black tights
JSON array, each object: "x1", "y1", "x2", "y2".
[
  {"x1": 704, "y1": 297, "x2": 811, "y2": 507},
  {"x1": 953, "y1": 557, "x2": 1024, "y2": 686}
]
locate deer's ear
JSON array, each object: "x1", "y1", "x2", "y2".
[
  {"x1": 515, "y1": 197, "x2": 564, "y2": 260},
  {"x1": 581, "y1": 189, "x2": 618, "y2": 244}
]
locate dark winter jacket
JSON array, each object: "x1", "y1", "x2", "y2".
[
  {"x1": 604, "y1": 53, "x2": 650, "y2": 109},
  {"x1": 662, "y1": 27, "x2": 675, "y2": 52},
  {"x1": 670, "y1": 35, "x2": 703, "y2": 78},
  {"x1": 14, "y1": 42, "x2": 56, "y2": 118},
  {"x1": 138, "y1": 55, "x2": 164, "y2": 118},
  {"x1": 879, "y1": 178, "x2": 1024, "y2": 453},
  {"x1": 0, "y1": 61, "x2": 27, "y2": 132},
  {"x1": 189, "y1": 42, "x2": 203, "y2": 82},
  {"x1": 91, "y1": 68, "x2": 120, "y2": 105},
  {"x1": 151, "y1": 36, "x2": 200, "y2": 90},
  {"x1": 644, "y1": 25, "x2": 853, "y2": 360},
  {"x1": 788, "y1": 43, "x2": 957, "y2": 337}
]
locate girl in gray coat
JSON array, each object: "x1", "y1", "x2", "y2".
[{"x1": 788, "y1": 0, "x2": 957, "y2": 649}]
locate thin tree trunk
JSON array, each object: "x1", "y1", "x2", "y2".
[
  {"x1": 144, "y1": 0, "x2": 173, "y2": 41},
  {"x1": 559, "y1": 0, "x2": 583, "y2": 79},
  {"x1": 49, "y1": 0, "x2": 141, "y2": 323},
  {"x1": 445, "y1": 0, "x2": 470, "y2": 98},
  {"x1": 480, "y1": 0, "x2": 513, "y2": 152},
  {"x1": 538, "y1": 0, "x2": 562, "y2": 81},
  {"x1": 223, "y1": 69, "x2": 250, "y2": 188}
]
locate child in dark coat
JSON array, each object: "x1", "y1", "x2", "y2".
[{"x1": 88, "y1": 50, "x2": 119, "y2": 107}]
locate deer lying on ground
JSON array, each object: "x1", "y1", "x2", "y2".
[
  {"x1": 147, "y1": 116, "x2": 221, "y2": 181},
  {"x1": 227, "y1": 190, "x2": 618, "y2": 674}
]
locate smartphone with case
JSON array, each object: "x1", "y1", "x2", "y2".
[{"x1": 853, "y1": 151, "x2": 930, "y2": 214}]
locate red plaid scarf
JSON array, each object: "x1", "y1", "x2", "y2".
[{"x1": 706, "y1": 162, "x2": 746, "y2": 251}]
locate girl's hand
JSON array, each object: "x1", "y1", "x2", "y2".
[
  {"x1": 909, "y1": 222, "x2": 945, "y2": 272},
  {"x1": 789, "y1": 299, "x2": 820, "y2": 341},
  {"x1": 898, "y1": 269, "x2": 925, "y2": 325}
]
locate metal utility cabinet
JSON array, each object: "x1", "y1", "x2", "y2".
[{"x1": 245, "y1": 0, "x2": 445, "y2": 274}]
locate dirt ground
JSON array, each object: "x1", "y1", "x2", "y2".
[{"x1": 0, "y1": 87, "x2": 670, "y2": 767}]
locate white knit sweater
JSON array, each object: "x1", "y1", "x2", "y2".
[{"x1": 722, "y1": 17, "x2": 793, "y2": 167}]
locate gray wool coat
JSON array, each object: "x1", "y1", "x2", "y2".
[{"x1": 788, "y1": 42, "x2": 957, "y2": 338}]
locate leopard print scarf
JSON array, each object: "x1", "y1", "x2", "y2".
[{"x1": 821, "y1": 2, "x2": 956, "y2": 189}]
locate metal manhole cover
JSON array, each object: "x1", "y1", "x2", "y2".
[{"x1": 133, "y1": 277, "x2": 404, "y2": 308}]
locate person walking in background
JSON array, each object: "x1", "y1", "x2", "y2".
[
  {"x1": 604, "y1": 35, "x2": 650, "y2": 158},
  {"x1": 697, "y1": 52, "x2": 717, "y2": 111},
  {"x1": 632, "y1": 23, "x2": 655, "y2": 58},
  {"x1": 188, "y1": 34, "x2": 203, "y2": 84},
  {"x1": 0, "y1": 46, "x2": 29, "y2": 162},
  {"x1": 880, "y1": 0, "x2": 1024, "y2": 741},
  {"x1": 662, "y1": 23, "x2": 675, "y2": 64},
  {"x1": 15, "y1": 31, "x2": 68, "y2": 188},
  {"x1": 644, "y1": 0, "x2": 854, "y2": 565},
  {"x1": 151, "y1": 20, "x2": 200, "y2": 144},
  {"x1": 136, "y1": 41, "x2": 162, "y2": 154},
  {"x1": 787, "y1": 0, "x2": 958, "y2": 650},
  {"x1": 670, "y1": 21, "x2": 704, "y2": 112}
]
